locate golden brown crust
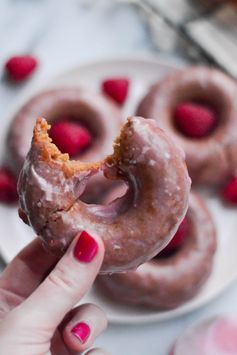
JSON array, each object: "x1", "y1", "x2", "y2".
[
  {"x1": 7, "y1": 87, "x2": 123, "y2": 176},
  {"x1": 105, "y1": 117, "x2": 132, "y2": 170},
  {"x1": 34, "y1": 117, "x2": 102, "y2": 178}
]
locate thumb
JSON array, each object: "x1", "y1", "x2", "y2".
[{"x1": 12, "y1": 231, "x2": 104, "y2": 333}]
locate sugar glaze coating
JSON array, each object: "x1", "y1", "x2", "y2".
[
  {"x1": 137, "y1": 67, "x2": 237, "y2": 185},
  {"x1": 98, "y1": 192, "x2": 216, "y2": 306},
  {"x1": 8, "y1": 87, "x2": 123, "y2": 173},
  {"x1": 18, "y1": 116, "x2": 191, "y2": 273},
  {"x1": 7, "y1": 87, "x2": 124, "y2": 201}
]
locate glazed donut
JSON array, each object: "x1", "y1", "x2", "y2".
[
  {"x1": 7, "y1": 87, "x2": 123, "y2": 173},
  {"x1": 18, "y1": 116, "x2": 190, "y2": 273},
  {"x1": 98, "y1": 192, "x2": 216, "y2": 307},
  {"x1": 137, "y1": 66, "x2": 237, "y2": 185}
]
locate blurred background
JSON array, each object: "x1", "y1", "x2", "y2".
[
  {"x1": 1, "y1": 1, "x2": 237, "y2": 354},
  {"x1": 1, "y1": 0, "x2": 237, "y2": 124}
]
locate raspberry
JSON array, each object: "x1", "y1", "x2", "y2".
[
  {"x1": 102, "y1": 77, "x2": 129, "y2": 105},
  {"x1": 50, "y1": 120, "x2": 92, "y2": 157},
  {"x1": 159, "y1": 217, "x2": 189, "y2": 257},
  {"x1": 0, "y1": 168, "x2": 18, "y2": 204},
  {"x1": 5, "y1": 55, "x2": 38, "y2": 81},
  {"x1": 223, "y1": 177, "x2": 237, "y2": 205},
  {"x1": 175, "y1": 102, "x2": 217, "y2": 138}
]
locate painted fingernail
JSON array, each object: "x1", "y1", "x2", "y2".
[
  {"x1": 74, "y1": 231, "x2": 98, "y2": 262},
  {"x1": 71, "y1": 322, "x2": 90, "y2": 343}
]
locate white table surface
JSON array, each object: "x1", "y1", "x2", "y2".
[{"x1": 1, "y1": 1, "x2": 237, "y2": 354}]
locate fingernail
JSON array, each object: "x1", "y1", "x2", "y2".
[
  {"x1": 71, "y1": 322, "x2": 90, "y2": 343},
  {"x1": 74, "y1": 231, "x2": 98, "y2": 262}
]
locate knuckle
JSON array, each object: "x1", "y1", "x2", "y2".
[
  {"x1": 47, "y1": 262, "x2": 79, "y2": 294},
  {"x1": 84, "y1": 303, "x2": 107, "y2": 322}
]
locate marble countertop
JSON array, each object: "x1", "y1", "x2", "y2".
[{"x1": 1, "y1": 1, "x2": 237, "y2": 354}]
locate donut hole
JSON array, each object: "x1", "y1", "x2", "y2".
[
  {"x1": 49, "y1": 116, "x2": 93, "y2": 158},
  {"x1": 81, "y1": 179, "x2": 136, "y2": 222},
  {"x1": 173, "y1": 100, "x2": 218, "y2": 139},
  {"x1": 80, "y1": 178, "x2": 130, "y2": 213},
  {"x1": 153, "y1": 216, "x2": 190, "y2": 260},
  {"x1": 171, "y1": 86, "x2": 229, "y2": 139},
  {"x1": 46, "y1": 104, "x2": 107, "y2": 158},
  {"x1": 102, "y1": 183, "x2": 129, "y2": 205},
  {"x1": 97, "y1": 182, "x2": 132, "y2": 216},
  {"x1": 80, "y1": 177, "x2": 128, "y2": 204}
]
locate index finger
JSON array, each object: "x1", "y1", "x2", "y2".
[{"x1": 15, "y1": 231, "x2": 104, "y2": 329}]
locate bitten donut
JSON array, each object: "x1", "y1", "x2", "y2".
[
  {"x1": 8, "y1": 87, "x2": 123, "y2": 172},
  {"x1": 18, "y1": 116, "x2": 190, "y2": 273},
  {"x1": 7, "y1": 87, "x2": 123, "y2": 201},
  {"x1": 137, "y1": 67, "x2": 237, "y2": 185},
  {"x1": 98, "y1": 192, "x2": 216, "y2": 307}
]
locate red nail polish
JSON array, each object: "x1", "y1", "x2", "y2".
[
  {"x1": 71, "y1": 322, "x2": 90, "y2": 343},
  {"x1": 74, "y1": 231, "x2": 98, "y2": 262}
]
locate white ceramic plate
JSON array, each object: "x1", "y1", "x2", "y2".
[{"x1": 0, "y1": 57, "x2": 237, "y2": 324}]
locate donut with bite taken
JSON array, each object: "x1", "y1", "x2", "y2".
[
  {"x1": 7, "y1": 87, "x2": 123, "y2": 201},
  {"x1": 17, "y1": 116, "x2": 190, "y2": 274}
]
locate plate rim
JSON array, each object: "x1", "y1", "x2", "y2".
[{"x1": 1, "y1": 55, "x2": 235, "y2": 325}]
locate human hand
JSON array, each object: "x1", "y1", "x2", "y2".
[{"x1": 0, "y1": 231, "x2": 109, "y2": 355}]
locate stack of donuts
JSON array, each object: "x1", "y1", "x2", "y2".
[
  {"x1": 7, "y1": 65, "x2": 237, "y2": 309},
  {"x1": 97, "y1": 66, "x2": 237, "y2": 309}
]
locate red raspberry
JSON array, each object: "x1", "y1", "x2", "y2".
[
  {"x1": 159, "y1": 217, "x2": 189, "y2": 257},
  {"x1": 50, "y1": 120, "x2": 92, "y2": 157},
  {"x1": 102, "y1": 77, "x2": 129, "y2": 105},
  {"x1": 0, "y1": 168, "x2": 18, "y2": 204},
  {"x1": 223, "y1": 177, "x2": 237, "y2": 205},
  {"x1": 175, "y1": 102, "x2": 217, "y2": 138},
  {"x1": 5, "y1": 55, "x2": 38, "y2": 81}
]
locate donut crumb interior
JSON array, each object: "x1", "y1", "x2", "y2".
[{"x1": 33, "y1": 117, "x2": 102, "y2": 178}]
